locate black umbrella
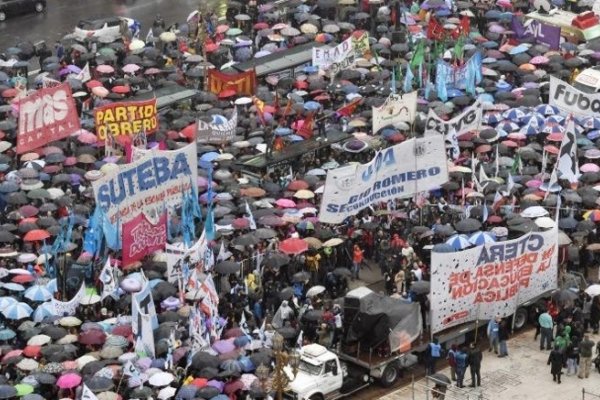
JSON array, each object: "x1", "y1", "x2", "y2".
[
  {"x1": 429, "y1": 373, "x2": 451, "y2": 385},
  {"x1": 279, "y1": 287, "x2": 295, "y2": 300},
  {"x1": 333, "y1": 267, "x2": 352, "y2": 277},
  {"x1": 215, "y1": 261, "x2": 240, "y2": 274},
  {"x1": 292, "y1": 271, "x2": 310, "y2": 283},
  {"x1": 233, "y1": 233, "x2": 260, "y2": 247},
  {"x1": 410, "y1": 280, "x2": 431, "y2": 295},
  {"x1": 454, "y1": 218, "x2": 482, "y2": 233},
  {"x1": 264, "y1": 252, "x2": 290, "y2": 269},
  {"x1": 551, "y1": 289, "x2": 578, "y2": 305},
  {"x1": 84, "y1": 377, "x2": 114, "y2": 392},
  {"x1": 191, "y1": 352, "x2": 220, "y2": 370}
]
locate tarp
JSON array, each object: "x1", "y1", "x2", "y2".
[
  {"x1": 344, "y1": 287, "x2": 422, "y2": 353},
  {"x1": 17, "y1": 83, "x2": 80, "y2": 154}
]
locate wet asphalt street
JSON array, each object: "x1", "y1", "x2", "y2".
[{"x1": 0, "y1": 0, "x2": 227, "y2": 52}]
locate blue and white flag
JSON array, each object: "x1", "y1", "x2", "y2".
[
  {"x1": 403, "y1": 65, "x2": 414, "y2": 93},
  {"x1": 245, "y1": 201, "x2": 257, "y2": 230}
]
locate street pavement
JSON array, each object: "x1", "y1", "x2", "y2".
[
  {"x1": 381, "y1": 329, "x2": 600, "y2": 400},
  {"x1": 0, "y1": 0, "x2": 225, "y2": 51}
]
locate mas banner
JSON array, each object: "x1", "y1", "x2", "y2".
[
  {"x1": 512, "y1": 16, "x2": 560, "y2": 50},
  {"x1": 17, "y1": 83, "x2": 80, "y2": 154},
  {"x1": 207, "y1": 69, "x2": 256, "y2": 96},
  {"x1": 196, "y1": 108, "x2": 238, "y2": 144},
  {"x1": 312, "y1": 37, "x2": 353, "y2": 68},
  {"x1": 94, "y1": 98, "x2": 158, "y2": 140},
  {"x1": 549, "y1": 76, "x2": 600, "y2": 117},
  {"x1": 319, "y1": 136, "x2": 448, "y2": 223},
  {"x1": 430, "y1": 226, "x2": 558, "y2": 334},
  {"x1": 92, "y1": 143, "x2": 198, "y2": 225},
  {"x1": 424, "y1": 100, "x2": 483, "y2": 136},
  {"x1": 122, "y1": 212, "x2": 167, "y2": 265},
  {"x1": 372, "y1": 91, "x2": 418, "y2": 133}
]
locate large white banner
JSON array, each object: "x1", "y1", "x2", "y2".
[
  {"x1": 312, "y1": 38, "x2": 353, "y2": 68},
  {"x1": 424, "y1": 100, "x2": 483, "y2": 137},
  {"x1": 372, "y1": 91, "x2": 418, "y2": 133},
  {"x1": 165, "y1": 231, "x2": 214, "y2": 284},
  {"x1": 318, "y1": 136, "x2": 448, "y2": 223},
  {"x1": 92, "y1": 143, "x2": 198, "y2": 225},
  {"x1": 549, "y1": 76, "x2": 600, "y2": 117},
  {"x1": 430, "y1": 226, "x2": 558, "y2": 334}
]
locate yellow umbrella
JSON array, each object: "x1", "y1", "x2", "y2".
[
  {"x1": 294, "y1": 189, "x2": 314, "y2": 199},
  {"x1": 323, "y1": 238, "x2": 344, "y2": 247},
  {"x1": 303, "y1": 237, "x2": 323, "y2": 249}
]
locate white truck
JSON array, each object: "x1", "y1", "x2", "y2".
[{"x1": 285, "y1": 287, "x2": 421, "y2": 400}]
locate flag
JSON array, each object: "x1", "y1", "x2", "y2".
[
  {"x1": 410, "y1": 39, "x2": 425, "y2": 69},
  {"x1": 253, "y1": 96, "x2": 266, "y2": 125},
  {"x1": 555, "y1": 193, "x2": 561, "y2": 222},
  {"x1": 557, "y1": 118, "x2": 578, "y2": 188},
  {"x1": 494, "y1": 145, "x2": 499, "y2": 177},
  {"x1": 403, "y1": 65, "x2": 414, "y2": 93},
  {"x1": 454, "y1": 35, "x2": 465, "y2": 61},
  {"x1": 446, "y1": 127, "x2": 459, "y2": 160},
  {"x1": 297, "y1": 330, "x2": 304, "y2": 348},
  {"x1": 545, "y1": 167, "x2": 558, "y2": 200},
  {"x1": 512, "y1": 152, "x2": 523, "y2": 175},
  {"x1": 464, "y1": 205, "x2": 472, "y2": 219},
  {"x1": 99, "y1": 258, "x2": 118, "y2": 300},
  {"x1": 492, "y1": 191, "x2": 503, "y2": 212},
  {"x1": 336, "y1": 98, "x2": 361, "y2": 117},
  {"x1": 123, "y1": 360, "x2": 141, "y2": 378},
  {"x1": 482, "y1": 202, "x2": 489, "y2": 223},
  {"x1": 436, "y1": 61, "x2": 448, "y2": 102},
  {"x1": 479, "y1": 164, "x2": 490, "y2": 182},
  {"x1": 280, "y1": 98, "x2": 292, "y2": 124},
  {"x1": 146, "y1": 28, "x2": 154, "y2": 43},
  {"x1": 245, "y1": 201, "x2": 257, "y2": 230},
  {"x1": 82, "y1": 384, "x2": 99, "y2": 400},
  {"x1": 42, "y1": 76, "x2": 61, "y2": 88},
  {"x1": 75, "y1": 63, "x2": 91, "y2": 82},
  {"x1": 506, "y1": 173, "x2": 515, "y2": 195},
  {"x1": 239, "y1": 312, "x2": 251, "y2": 337},
  {"x1": 427, "y1": 17, "x2": 445, "y2": 40},
  {"x1": 258, "y1": 319, "x2": 266, "y2": 342},
  {"x1": 297, "y1": 113, "x2": 314, "y2": 139},
  {"x1": 391, "y1": 66, "x2": 397, "y2": 94}
]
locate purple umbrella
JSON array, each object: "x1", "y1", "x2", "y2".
[
  {"x1": 207, "y1": 380, "x2": 225, "y2": 392},
  {"x1": 212, "y1": 339, "x2": 236, "y2": 354}
]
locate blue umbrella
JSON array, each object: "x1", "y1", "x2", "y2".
[
  {"x1": 520, "y1": 123, "x2": 539, "y2": 136},
  {"x1": 303, "y1": 101, "x2": 321, "y2": 111},
  {"x1": 176, "y1": 385, "x2": 198, "y2": 400},
  {"x1": 432, "y1": 243, "x2": 455, "y2": 253},
  {"x1": 0, "y1": 328, "x2": 15, "y2": 340},
  {"x1": 24, "y1": 285, "x2": 53, "y2": 302},
  {"x1": 46, "y1": 278, "x2": 57, "y2": 293},
  {"x1": 546, "y1": 115, "x2": 565, "y2": 124},
  {"x1": 274, "y1": 127, "x2": 292, "y2": 136},
  {"x1": 435, "y1": 8, "x2": 451, "y2": 16},
  {"x1": 469, "y1": 231, "x2": 496, "y2": 245},
  {"x1": 485, "y1": 10, "x2": 502, "y2": 18},
  {"x1": 288, "y1": 135, "x2": 304, "y2": 142},
  {"x1": 303, "y1": 65, "x2": 319, "y2": 74},
  {"x1": 341, "y1": 84, "x2": 359, "y2": 94},
  {"x1": 200, "y1": 152, "x2": 220, "y2": 163},
  {"x1": 3, "y1": 283, "x2": 25, "y2": 292},
  {"x1": 477, "y1": 93, "x2": 495, "y2": 104},
  {"x1": 535, "y1": 104, "x2": 559, "y2": 116},
  {"x1": 521, "y1": 113, "x2": 545, "y2": 126},
  {"x1": 499, "y1": 12, "x2": 514, "y2": 20},
  {"x1": 33, "y1": 302, "x2": 56, "y2": 323},
  {"x1": 582, "y1": 117, "x2": 600, "y2": 130},
  {"x1": 587, "y1": 130, "x2": 600, "y2": 140},
  {"x1": 496, "y1": 120, "x2": 520, "y2": 132},
  {"x1": 3, "y1": 302, "x2": 33, "y2": 320},
  {"x1": 446, "y1": 88, "x2": 463, "y2": 98},
  {"x1": 483, "y1": 112, "x2": 502, "y2": 125},
  {"x1": 502, "y1": 108, "x2": 527, "y2": 122},
  {"x1": 482, "y1": 41, "x2": 499, "y2": 48},
  {"x1": 509, "y1": 44, "x2": 529, "y2": 55},
  {"x1": 0, "y1": 181, "x2": 19, "y2": 193},
  {"x1": 561, "y1": 42, "x2": 577, "y2": 51},
  {"x1": 445, "y1": 234, "x2": 472, "y2": 250},
  {"x1": 0, "y1": 297, "x2": 16, "y2": 311}
]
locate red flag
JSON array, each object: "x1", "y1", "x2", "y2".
[
  {"x1": 280, "y1": 99, "x2": 292, "y2": 124},
  {"x1": 336, "y1": 98, "x2": 362, "y2": 117},
  {"x1": 427, "y1": 17, "x2": 445, "y2": 41},
  {"x1": 252, "y1": 96, "x2": 266, "y2": 125},
  {"x1": 451, "y1": 16, "x2": 471, "y2": 39},
  {"x1": 297, "y1": 113, "x2": 314, "y2": 139}
]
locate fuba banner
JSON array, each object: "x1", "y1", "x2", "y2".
[
  {"x1": 424, "y1": 100, "x2": 483, "y2": 136},
  {"x1": 430, "y1": 226, "x2": 558, "y2": 334},
  {"x1": 372, "y1": 91, "x2": 418, "y2": 133},
  {"x1": 92, "y1": 143, "x2": 198, "y2": 225},
  {"x1": 549, "y1": 76, "x2": 600, "y2": 117},
  {"x1": 318, "y1": 136, "x2": 448, "y2": 223}
]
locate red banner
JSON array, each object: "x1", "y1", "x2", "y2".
[
  {"x1": 207, "y1": 69, "x2": 256, "y2": 96},
  {"x1": 17, "y1": 83, "x2": 80, "y2": 154},
  {"x1": 94, "y1": 99, "x2": 158, "y2": 140},
  {"x1": 122, "y1": 212, "x2": 167, "y2": 265}
]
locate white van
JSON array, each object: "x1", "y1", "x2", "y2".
[{"x1": 573, "y1": 67, "x2": 600, "y2": 93}]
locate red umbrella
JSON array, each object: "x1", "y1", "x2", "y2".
[
  {"x1": 294, "y1": 80, "x2": 308, "y2": 89},
  {"x1": 287, "y1": 180, "x2": 309, "y2": 191},
  {"x1": 205, "y1": 43, "x2": 219, "y2": 52},
  {"x1": 85, "y1": 80, "x2": 103, "y2": 89},
  {"x1": 547, "y1": 132, "x2": 564, "y2": 142},
  {"x1": 56, "y1": 372, "x2": 82, "y2": 389},
  {"x1": 2, "y1": 88, "x2": 17, "y2": 98},
  {"x1": 22, "y1": 345, "x2": 41, "y2": 358},
  {"x1": 112, "y1": 85, "x2": 130, "y2": 94},
  {"x1": 475, "y1": 144, "x2": 492, "y2": 153},
  {"x1": 180, "y1": 123, "x2": 197, "y2": 140},
  {"x1": 19, "y1": 206, "x2": 39, "y2": 218},
  {"x1": 224, "y1": 380, "x2": 244, "y2": 395},
  {"x1": 218, "y1": 89, "x2": 236, "y2": 99},
  {"x1": 12, "y1": 275, "x2": 34, "y2": 284},
  {"x1": 232, "y1": 218, "x2": 249, "y2": 230},
  {"x1": 487, "y1": 215, "x2": 503, "y2": 224},
  {"x1": 544, "y1": 144, "x2": 559, "y2": 155},
  {"x1": 78, "y1": 329, "x2": 106, "y2": 345},
  {"x1": 279, "y1": 238, "x2": 309, "y2": 255},
  {"x1": 112, "y1": 325, "x2": 133, "y2": 338},
  {"x1": 23, "y1": 229, "x2": 50, "y2": 242}
]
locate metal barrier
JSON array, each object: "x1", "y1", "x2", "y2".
[
  {"x1": 583, "y1": 388, "x2": 600, "y2": 399},
  {"x1": 409, "y1": 375, "x2": 491, "y2": 400}
]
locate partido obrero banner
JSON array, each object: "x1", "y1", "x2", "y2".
[
  {"x1": 318, "y1": 136, "x2": 448, "y2": 223},
  {"x1": 424, "y1": 100, "x2": 483, "y2": 136},
  {"x1": 91, "y1": 143, "x2": 198, "y2": 225},
  {"x1": 312, "y1": 37, "x2": 353, "y2": 68},
  {"x1": 372, "y1": 91, "x2": 418, "y2": 133},
  {"x1": 430, "y1": 226, "x2": 558, "y2": 334},
  {"x1": 94, "y1": 98, "x2": 158, "y2": 140},
  {"x1": 196, "y1": 108, "x2": 238, "y2": 144},
  {"x1": 17, "y1": 83, "x2": 80, "y2": 154},
  {"x1": 549, "y1": 76, "x2": 600, "y2": 117}
]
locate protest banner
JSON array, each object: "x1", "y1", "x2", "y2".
[
  {"x1": 122, "y1": 211, "x2": 167, "y2": 265},
  {"x1": 511, "y1": 16, "x2": 560, "y2": 50},
  {"x1": 51, "y1": 284, "x2": 86, "y2": 316},
  {"x1": 99, "y1": 258, "x2": 117, "y2": 300},
  {"x1": 132, "y1": 278, "x2": 159, "y2": 335},
  {"x1": 92, "y1": 143, "x2": 198, "y2": 225},
  {"x1": 372, "y1": 91, "x2": 418, "y2": 132},
  {"x1": 166, "y1": 231, "x2": 214, "y2": 284},
  {"x1": 352, "y1": 32, "x2": 370, "y2": 58},
  {"x1": 17, "y1": 83, "x2": 80, "y2": 154},
  {"x1": 318, "y1": 136, "x2": 448, "y2": 223},
  {"x1": 430, "y1": 226, "x2": 558, "y2": 334},
  {"x1": 424, "y1": 100, "x2": 483, "y2": 136},
  {"x1": 435, "y1": 52, "x2": 483, "y2": 90},
  {"x1": 312, "y1": 37, "x2": 353, "y2": 68},
  {"x1": 207, "y1": 69, "x2": 256, "y2": 96},
  {"x1": 94, "y1": 98, "x2": 158, "y2": 140},
  {"x1": 196, "y1": 108, "x2": 238, "y2": 144},
  {"x1": 549, "y1": 76, "x2": 600, "y2": 117}
]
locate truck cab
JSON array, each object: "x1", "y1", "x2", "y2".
[{"x1": 287, "y1": 344, "x2": 345, "y2": 400}]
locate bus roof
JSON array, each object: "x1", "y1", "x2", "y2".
[{"x1": 232, "y1": 42, "x2": 325, "y2": 77}]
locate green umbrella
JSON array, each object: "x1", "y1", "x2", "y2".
[
  {"x1": 226, "y1": 28, "x2": 242, "y2": 36},
  {"x1": 14, "y1": 384, "x2": 34, "y2": 397},
  {"x1": 98, "y1": 47, "x2": 116, "y2": 57}
]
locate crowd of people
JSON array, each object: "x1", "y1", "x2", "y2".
[{"x1": 0, "y1": 0, "x2": 598, "y2": 398}]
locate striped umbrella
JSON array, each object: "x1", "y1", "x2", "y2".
[
  {"x1": 24, "y1": 285, "x2": 53, "y2": 302},
  {"x1": 32, "y1": 302, "x2": 55, "y2": 323},
  {"x1": 3, "y1": 302, "x2": 33, "y2": 320},
  {"x1": 469, "y1": 231, "x2": 497, "y2": 245},
  {"x1": 445, "y1": 234, "x2": 472, "y2": 250},
  {"x1": 0, "y1": 297, "x2": 17, "y2": 310}
]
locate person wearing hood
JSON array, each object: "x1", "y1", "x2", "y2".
[{"x1": 271, "y1": 300, "x2": 294, "y2": 329}]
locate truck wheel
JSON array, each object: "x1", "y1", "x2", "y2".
[
  {"x1": 380, "y1": 364, "x2": 399, "y2": 387},
  {"x1": 309, "y1": 395, "x2": 324, "y2": 400},
  {"x1": 513, "y1": 307, "x2": 528, "y2": 330}
]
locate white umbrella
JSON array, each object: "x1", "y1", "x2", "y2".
[
  {"x1": 306, "y1": 285, "x2": 326, "y2": 297},
  {"x1": 149, "y1": 372, "x2": 175, "y2": 387},
  {"x1": 27, "y1": 334, "x2": 51, "y2": 346},
  {"x1": 585, "y1": 284, "x2": 600, "y2": 297},
  {"x1": 16, "y1": 358, "x2": 39, "y2": 371},
  {"x1": 535, "y1": 217, "x2": 555, "y2": 229},
  {"x1": 159, "y1": 31, "x2": 177, "y2": 42},
  {"x1": 520, "y1": 206, "x2": 549, "y2": 218},
  {"x1": 3, "y1": 302, "x2": 32, "y2": 320},
  {"x1": 158, "y1": 386, "x2": 177, "y2": 400}
]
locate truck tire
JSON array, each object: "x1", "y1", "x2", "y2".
[
  {"x1": 380, "y1": 364, "x2": 399, "y2": 387},
  {"x1": 309, "y1": 395, "x2": 324, "y2": 400},
  {"x1": 513, "y1": 307, "x2": 528, "y2": 330}
]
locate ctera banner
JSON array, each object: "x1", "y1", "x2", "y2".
[
  {"x1": 318, "y1": 136, "x2": 448, "y2": 224},
  {"x1": 92, "y1": 143, "x2": 198, "y2": 226},
  {"x1": 94, "y1": 98, "x2": 158, "y2": 140},
  {"x1": 372, "y1": 91, "x2": 418, "y2": 133},
  {"x1": 122, "y1": 211, "x2": 167, "y2": 265},
  {"x1": 430, "y1": 226, "x2": 558, "y2": 334},
  {"x1": 17, "y1": 83, "x2": 80, "y2": 154},
  {"x1": 549, "y1": 76, "x2": 600, "y2": 117},
  {"x1": 424, "y1": 99, "x2": 483, "y2": 136}
]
